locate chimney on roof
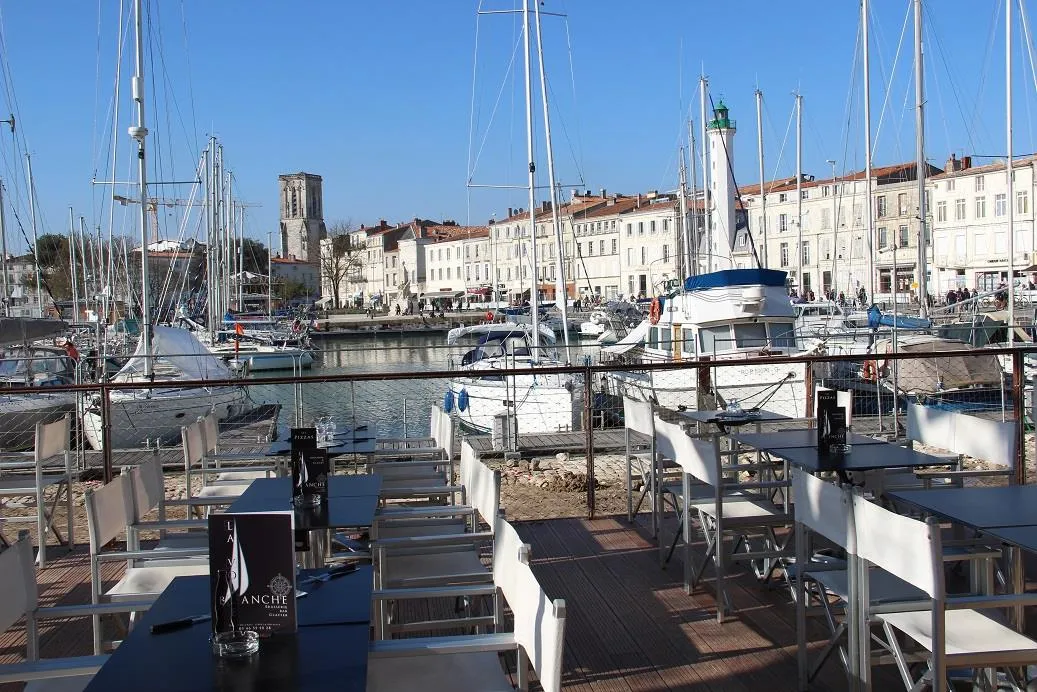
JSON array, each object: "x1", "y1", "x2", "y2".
[
  {"x1": 600, "y1": 188, "x2": 606, "y2": 198},
  {"x1": 541, "y1": 201, "x2": 550, "y2": 213},
  {"x1": 360, "y1": 224, "x2": 366, "y2": 230},
  {"x1": 571, "y1": 189, "x2": 579, "y2": 202},
  {"x1": 379, "y1": 219, "x2": 386, "y2": 227},
  {"x1": 945, "y1": 153, "x2": 962, "y2": 173},
  {"x1": 508, "y1": 207, "x2": 513, "y2": 218},
  {"x1": 585, "y1": 189, "x2": 591, "y2": 197},
  {"x1": 636, "y1": 193, "x2": 642, "y2": 208},
  {"x1": 961, "y1": 156, "x2": 972, "y2": 171}
]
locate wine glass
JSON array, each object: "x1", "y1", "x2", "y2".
[{"x1": 326, "y1": 417, "x2": 337, "y2": 442}]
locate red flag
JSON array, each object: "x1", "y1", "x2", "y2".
[{"x1": 234, "y1": 322, "x2": 244, "y2": 336}]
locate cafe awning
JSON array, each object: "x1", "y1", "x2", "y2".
[{"x1": 420, "y1": 290, "x2": 464, "y2": 299}]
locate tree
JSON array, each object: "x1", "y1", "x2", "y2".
[
  {"x1": 319, "y1": 220, "x2": 365, "y2": 309},
  {"x1": 22, "y1": 234, "x2": 73, "y2": 300},
  {"x1": 234, "y1": 237, "x2": 270, "y2": 275}
]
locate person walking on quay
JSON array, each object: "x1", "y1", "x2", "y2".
[{"x1": 857, "y1": 286, "x2": 867, "y2": 308}]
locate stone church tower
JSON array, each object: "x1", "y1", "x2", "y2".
[{"x1": 278, "y1": 172, "x2": 326, "y2": 263}]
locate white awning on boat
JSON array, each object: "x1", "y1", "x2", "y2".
[
  {"x1": 603, "y1": 320, "x2": 651, "y2": 355},
  {"x1": 446, "y1": 322, "x2": 556, "y2": 345}
]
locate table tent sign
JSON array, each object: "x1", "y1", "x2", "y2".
[
  {"x1": 208, "y1": 512, "x2": 297, "y2": 638},
  {"x1": 816, "y1": 389, "x2": 847, "y2": 467}
]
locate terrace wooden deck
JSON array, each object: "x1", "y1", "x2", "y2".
[{"x1": 515, "y1": 515, "x2": 895, "y2": 691}]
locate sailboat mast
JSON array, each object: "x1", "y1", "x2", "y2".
[
  {"x1": 532, "y1": 0, "x2": 571, "y2": 362},
  {"x1": 0, "y1": 181, "x2": 8, "y2": 317},
  {"x1": 1007, "y1": 0, "x2": 1016, "y2": 340},
  {"x1": 69, "y1": 208, "x2": 79, "y2": 322},
  {"x1": 79, "y1": 217, "x2": 89, "y2": 320},
  {"x1": 267, "y1": 230, "x2": 273, "y2": 317},
  {"x1": 699, "y1": 77, "x2": 711, "y2": 273},
  {"x1": 863, "y1": 0, "x2": 876, "y2": 305},
  {"x1": 677, "y1": 144, "x2": 688, "y2": 279},
  {"x1": 26, "y1": 154, "x2": 43, "y2": 317},
  {"x1": 795, "y1": 93, "x2": 803, "y2": 295},
  {"x1": 688, "y1": 118, "x2": 698, "y2": 276},
  {"x1": 914, "y1": 0, "x2": 928, "y2": 317},
  {"x1": 755, "y1": 88, "x2": 767, "y2": 268},
  {"x1": 521, "y1": 0, "x2": 541, "y2": 354},
  {"x1": 130, "y1": 0, "x2": 152, "y2": 376}
]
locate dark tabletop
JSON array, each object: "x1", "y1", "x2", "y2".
[
  {"x1": 765, "y1": 441, "x2": 952, "y2": 473},
  {"x1": 228, "y1": 490, "x2": 379, "y2": 531},
  {"x1": 887, "y1": 486, "x2": 1037, "y2": 530},
  {"x1": 266, "y1": 437, "x2": 377, "y2": 458},
  {"x1": 679, "y1": 409, "x2": 791, "y2": 426},
  {"x1": 237, "y1": 476, "x2": 383, "y2": 499},
  {"x1": 84, "y1": 574, "x2": 371, "y2": 692},
  {"x1": 730, "y1": 429, "x2": 888, "y2": 451},
  {"x1": 981, "y1": 525, "x2": 1037, "y2": 554}
]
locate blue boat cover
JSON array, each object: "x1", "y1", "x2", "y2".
[
  {"x1": 683, "y1": 269, "x2": 788, "y2": 292},
  {"x1": 866, "y1": 304, "x2": 932, "y2": 330}
]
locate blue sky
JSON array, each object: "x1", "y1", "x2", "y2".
[{"x1": 0, "y1": 0, "x2": 1028, "y2": 254}]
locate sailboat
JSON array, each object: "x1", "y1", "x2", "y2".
[
  {"x1": 447, "y1": 0, "x2": 583, "y2": 436},
  {"x1": 80, "y1": 0, "x2": 247, "y2": 451}
]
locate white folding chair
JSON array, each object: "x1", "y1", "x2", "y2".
[
  {"x1": 0, "y1": 415, "x2": 74, "y2": 567},
  {"x1": 377, "y1": 404, "x2": 459, "y2": 503},
  {"x1": 623, "y1": 395, "x2": 660, "y2": 534},
  {"x1": 125, "y1": 454, "x2": 213, "y2": 553},
  {"x1": 195, "y1": 411, "x2": 278, "y2": 485},
  {"x1": 181, "y1": 420, "x2": 250, "y2": 508},
  {"x1": 368, "y1": 516, "x2": 566, "y2": 692},
  {"x1": 853, "y1": 493, "x2": 1037, "y2": 691},
  {"x1": 0, "y1": 533, "x2": 148, "y2": 692},
  {"x1": 84, "y1": 474, "x2": 208, "y2": 654},
  {"x1": 655, "y1": 414, "x2": 791, "y2": 623}
]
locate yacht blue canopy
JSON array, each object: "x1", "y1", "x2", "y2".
[{"x1": 683, "y1": 269, "x2": 787, "y2": 292}]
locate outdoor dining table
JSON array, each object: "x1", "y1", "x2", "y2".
[
  {"x1": 678, "y1": 408, "x2": 791, "y2": 434},
  {"x1": 760, "y1": 439, "x2": 954, "y2": 473},
  {"x1": 886, "y1": 486, "x2": 1037, "y2": 531},
  {"x1": 83, "y1": 571, "x2": 373, "y2": 691},
  {"x1": 228, "y1": 475, "x2": 382, "y2": 567},
  {"x1": 729, "y1": 428, "x2": 889, "y2": 452},
  {"x1": 265, "y1": 434, "x2": 378, "y2": 459}
]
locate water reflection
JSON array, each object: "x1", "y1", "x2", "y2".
[{"x1": 247, "y1": 333, "x2": 598, "y2": 441}]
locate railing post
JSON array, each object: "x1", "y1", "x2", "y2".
[
  {"x1": 805, "y1": 360, "x2": 815, "y2": 420},
  {"x1": 101, "y1": 383, "x2": 113, "y2": 483},
  {"x1": 1012, "y1": 350, "x2": 1025, "y2": 485},
  {"x1": 584, "y1": 365, "x2": 595, "y2": 518}
]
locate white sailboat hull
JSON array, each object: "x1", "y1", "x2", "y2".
[
  {"x1": 447, "y1": 372, "x2": 582, "y2": 435},
  {"x1": 612, "y1": 361, "x2": 809, "y2": 419},
  {"x1": 81, "y1": 386, "x2": 247, "y2": 450},
  {"x1": 0, "y1": 392, "x2": 78, "y2": 451},
  {"x1": 228, "y1": 348, "x2": 314, "y2": 372}
]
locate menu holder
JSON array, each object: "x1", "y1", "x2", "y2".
[
  {"x1": 817, "y1": 390, "x2": 848, "y2": 465},
  {"x1": 291, "y1": 427, "x2": 317, "y2": 450},
  {"x1": 291, "y1": 447, "x2": 329, "y2": 508},
  {"x1": 209, "y1": 511, "x2": 297, "y2": 655}
]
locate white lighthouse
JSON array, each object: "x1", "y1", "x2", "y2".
[{"x1": 707, "y1": 101, "x2": 737, "y2": 271}]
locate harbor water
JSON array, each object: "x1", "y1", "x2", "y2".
[{"x1": 246, "y1": 333, "x2": 601, "y2": 441}]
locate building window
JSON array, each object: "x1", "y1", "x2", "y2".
[
  {"x1": 878, "y1": 227, "x2": 887, "y2": 248},
  {"x1": 936, "y1": 200, "x2": 946, "y2": 222},
  {"x1": 779, "y1": 242, "x2": 789, "y2": 268},
  {"x1": 627, "y1": 248, "x2": 633, "y2": 265},
  {"x1": 638, "y1": 222, "x2": 644, "y2": 235},
  {"x1": 947, "y1": 178, "x2": 955, "y2": 191},
  {"x1": 954, "y1": 198, "x2": 966, "y2": 221},
  {"x1": 801, "y1": 190, "x2": 809, "y2": 200},
  {"x1": 663, "y1": 244, "x2": 670, "y2": 262},
  {"x1": 975, "y1": 196, "x2": 986, "y2": 219},
  {"x1": 779, "y1": 214, "x2": 788, "y2": 232},
  {"x1": 611, "y1": 239, "x2": 617, "y2": 254},
  {"x1": 779, "y1": 193, "x2": 788, "y2": 203},
  {"x1": 802, "y1": 241, "x2": 810, "y2": 265},
  {"x1": 626, "y1": 223, "x2": 632, "y2": 236},
  {"x1": 975, "y1": 175, "x2": 985, "y2": 192},
  {"x1": 821, "y1": 208, "x2": 831, "y2": 230},
  {"x1": 599, "y1": 240, "x2": 605, "y2": 255},
  {"x1": 640, "y1": 247, "x2": 646, "y2": 264},
  {"x1": 995, "y1": 193, "x2": 1007, "y2": 217},
  {"x1": 662, "y1": 219, "x2": 669, "y2": 231},
  {"x1": 650, "y1": 220, "x2": 656, "y2": 234},
  {"x1": 876, "y1": 196, "x2": 887, "y2": 218},
  {"x1": 1017, "y1": 190, "x2": 1029, "y2": 214},
  {"x1": 897, "y1": 193, "x2": 908, "y2": 216},
  {"x1": 899, "y1": 225, "x2": 909, "y2": 247},
  {"x1": 587, "y1": 243, "x2": 594, "y2": 256}
]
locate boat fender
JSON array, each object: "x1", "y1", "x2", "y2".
[
  {"x1": 443, "y1": 390, "x2": 455, "y2": 413},
  {"x1": 485, "y1": 311, "x2": 494, "y2": 322},
  {"x1": 862, "y1": 360, "x2": 878, "y2": 381},
  {"x1": 649, "y1": 297, "x2": 663, "y2": 325},
  {"x1": 458, "y1": 388, "x2": 469, "y2": 412}
]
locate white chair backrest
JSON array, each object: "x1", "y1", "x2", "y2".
[
  {"x1": 130, "y1": 456, "x2": 165, "y2": 521},
  {"x1": 493, "y1": 517, "x2": 565, "y2": 692},
  {"x1": 906, "y1": 402, "x2": 1016, "y2": 467},
  {"x1": 623, "y1": 396, "x2": 655, "y2": 437},
  {"x1": 435, "y1": 405, "x2": 454, "y2": 461},
  {"x1": 86, "y1": 474, "x2": 134, "y2": 553},
  {"x1": 0, "y1": 534, "x2": 36, "y2": 635},
  {"x1": 429, "y1": 405, "x2": 441, "y2": 443},
  {"x1": 851, "y1": 493, "x2": 939, "y2": 598},
  {"x1": 198, "y1": 412, "x2": 219, "y2": 455},
  {"x1": 467, "y1": 459, "x2": 500, "y2": 532},
  {"x1": 814, "y1": 387, "x2": 852, "y2": 427},
  {"x1": 653, "y1": 415, "x2": 719, "y2": 486},
  {"x1": 35, "y1": 414, "x2": 70, "y2": 463},
  {"x1": 182, "y1": 420, "x2": 206, "y2": 468},
  {"x1": 792, "y1": 470, "x2": 855, "y2": 553},
  {"x1": 460, "y1": 439, "x2": 477, "y2": 491}
]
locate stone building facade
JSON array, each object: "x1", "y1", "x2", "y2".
[{"x1": 279, "y1": 172, "x2": 326, "y2": 264}]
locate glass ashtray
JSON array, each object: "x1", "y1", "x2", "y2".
[
  {"x1": 292, "y1": 493, "x2": 322, "y2": 508},
  {"x1": 211, "y1": 629, "x2": 259, "y2": 658}
]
